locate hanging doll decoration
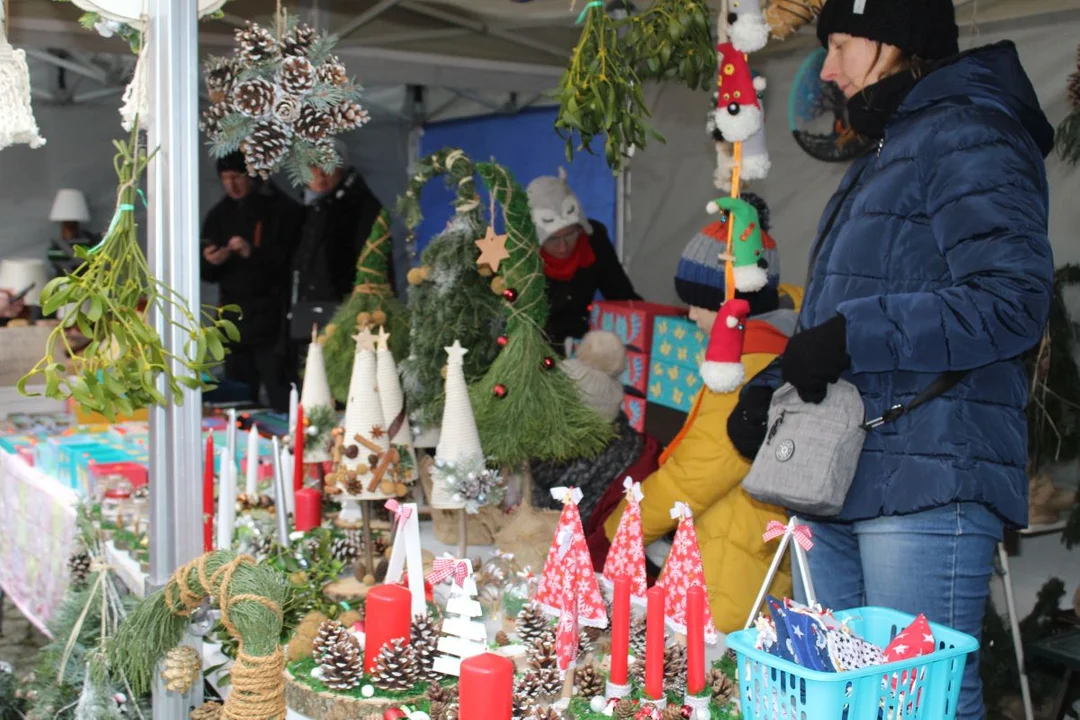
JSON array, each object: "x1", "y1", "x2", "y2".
[
  {"x1": 714, "y1": 42, "x2": 767, "y2": 143},
  {"x1": 726, "y1": 0, "x2": 770, "y2": 54}
]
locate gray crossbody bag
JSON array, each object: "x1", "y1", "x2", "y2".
[{"x1": 741, "y1": 163, "x2": 965, "y2": 517}]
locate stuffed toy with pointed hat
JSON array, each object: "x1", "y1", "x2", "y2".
[
  {"x1": 725, "y1": 0, "x2": 770, "y2": 54},
  {"x1": 705, "y1": 195, "x2": 769, "y2": 293},
  {"x1": 700, "y1": 298, "x2": 752, "y2": 393},
  {"x1": 715, "y1": 42, "x2": 767, "y2": 142}
]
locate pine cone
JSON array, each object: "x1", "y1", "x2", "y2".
[
  {"x1": 711, "y1": 667, "x2": 737, "y2": 704},
  {"x1": 312, "y1": 619, "x2": 348, "y2": 663},
  {"x1": 273, "y1": 94, "x2": 303, "y2": 125},
  {"x1": 280, "y1": 55, "x2": 317, "y2": 95},
  {"x1": 516, "y1": 603, "x2": 550, "y2": 645},
  {"x1": 283, "y1": 24, "x2": 317, "y2": 57},
  {"x1": 241, "y1": 120, "x2": 290, "y2": 177},
  {"x1": 578, "y1": 629, "x2": 595, "y2": 658},
  {"x1": 526, "y1": 707, "x2": 562, "y2": 720},
  {"x1": 204, "y1": 57, "x2": 240, "y2": 104},
  {"x1": 664, "y1": 643, "x2": 688, "y2": 695},
  {"x1": 330, "y1": 101, "x2": 370, "y2": 132},
  {"x1": 427, "y1": 682, "x2": 457, "y2": 704},
  {"x1": 67, "y1": 550, "x2": 91, "y2": 588},
  {"x1": 574, "y1": 664, "x2": 604, "y2": 698},
  {"x1": 329, "y1": 535, "x2": 360, "y2": 565},
  {"x1": 512, "y1": 691, "x2": 538, "y2": 718},
  {"x1": 627, "y1": 657, "x2": 645, "y2": 685},
  {"x1": 317, "y1": 56, "x2": 349, "y2": 86},
  {"x1": 614, "y1": 699, "x2": 638, "y2": 718},
  {"x1": 662, "y1": 706, "x2": 689, "y2": 720},
  {"x1": 161, "y1": 645, "x2": 201, "y2": 694},
  {"x1": 189, "y1": 701, "x2": 222, "y2": 720},
  {"x1": 319, "y1": 636, "x2": 364, "y2": 691},
  {"x1": 235, "y1": 23, "x2": 279, "y2": 66},
  {"x1": 411, "y1": 613, "x2": 441, "y2": 683},
  {"x1": 629, "y1": 616, "x2": 647, "y2": 658},
  {"x1": 345, "y1": 475, "x2": 366, "y2": 497},
  {"x1": 428, "y1": 701, "x2": 450, "y2": 720},
  {"x1": 495, "y1": 630, "x2": 510, "y2": 647},
  {"x1": 371, "y1": 637, "x2": 416, "y2": 692},
  {"x1": 234, "y1": 78, "x2": 275, "y2": 118}
]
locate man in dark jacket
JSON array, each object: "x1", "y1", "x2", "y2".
[
  {"x1": 202, "y1": 152, "x2": 301, "y2": 410},
  {"x1": 288, "y1": 140, "x2": 386, "y2": 374},
  {"x1": 526, "y1": 169, "x2": 641, "y2": 350}
]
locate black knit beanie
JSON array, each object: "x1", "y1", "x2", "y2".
[
  {"x1": 216, "y1": 151, "x2": 247, "y2": 175},
  {"x1": 816, "y1": 0, "x2": 959, "y2": 61}
]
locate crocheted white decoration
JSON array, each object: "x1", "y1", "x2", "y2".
[
  {"x1": 0, "y1": 7, "x2": 46, "y2": 151},
  {"x1": 120, "y1": 38, "x2": 149, "y2": 132}
]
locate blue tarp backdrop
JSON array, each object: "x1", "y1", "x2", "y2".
[{"x1": 416, "y1": 107, "x2": 618, "y2": 253}]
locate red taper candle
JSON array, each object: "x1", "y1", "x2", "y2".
[
  {"x1": 460, "y1": 652, "x2": 514, "y2": 719},
  {"x1": 293, "y1": 404, "x2": 305, "y2": 491},
  {"x1": 687, "y1": 585, "x2": 706, "y2": 695},
  {"x1": 363, "y1": 584, "x2": 412, "y2": 673},
  {"x1": 203, "y1": 433, "x2": 214, "y2": 553},
  {"x1": 645, "y1": 584, "x2": 665, "y2": 701},
  {"x1": 293, "y1": 488, "x2": 321, "y2": 533},
  {"x1": 610, "y1": 575, "x2": 631, "y2": 685}
]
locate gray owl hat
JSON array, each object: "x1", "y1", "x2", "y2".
[{"x1": 526, "y1": 168, "x2": 593, "y2": 245}]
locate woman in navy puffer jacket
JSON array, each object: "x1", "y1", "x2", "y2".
[{"x1": 728, "y1": 1, "x2": 1054, "y2": 717}]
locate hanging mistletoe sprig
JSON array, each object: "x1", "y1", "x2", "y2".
[
  {"x1": 625, "y1": 0, "x2": 716, "y2": 89},
  {"x1": 18, "y1": 127, "x2": 236, "y2": 419},
  {"x1": 554, "y1": 2, "x2": 658, "y2": 172}
]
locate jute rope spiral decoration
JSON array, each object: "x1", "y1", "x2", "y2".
[{"x1": 110, "y1": 551, "x2": 290, "y2": 720}]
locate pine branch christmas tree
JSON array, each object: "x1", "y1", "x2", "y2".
[
  {"x1": 321, "y1": 210, "x2": 409, "y2": 403},
  {"x1": 371, "y1": 637, "x2": 417, "y2": 692}
]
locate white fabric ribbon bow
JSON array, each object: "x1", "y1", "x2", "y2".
[
  {"x1": 623, "y1": 476, "x2": 644, "y2": 504},
  {"x1": 551, "y1": 486, "x2": 583, "y2": 505},
  {"x1": 669, "y1": 501, "x2": 692, "y2": 521}
]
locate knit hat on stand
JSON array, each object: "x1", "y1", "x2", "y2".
[
  {"x1": 561, "y1": 330, "x2": 626, "y2": 423},
  {"x1": 527, "y1": 168, "x2": 593, "y2": 245},
  {"x1": 816, "y1": 0, "x2": 959, "y2": 61},
  {"x1": 675, "y1": 195, "x2": 779, "y2": 311}
]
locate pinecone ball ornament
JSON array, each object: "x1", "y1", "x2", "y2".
[
  {"x1": 317, "y1": 56, "x2": 349, "y2": 86},
  {"x1": 283, "y1": 24, "x2": 317, "y2": 57},
  {"x1": 161, "y1": 645, "x2": 201, "y2": 694},
  {"x1": 279, "y1": 55, "x2": 316, "y2": 96},
  {"x1": 241, "y1": 120, "x2": 290, "y2": 178},
  {"x1": 371, "y1": 637, "x2": 416, "y2": 692},
  {"x1": 273, "y1": 94, "x2": 303, "y2": 125},
  {"x1": 295, "y1": 105, "x2": 332, "y2": 143},
  {"x1": 574, "y1": 664, "x2": 605, "y2": 698},
  {"x1": 234, "y1": 78, "x2": 276, "y2": 118},
  {"x1": 67, "y1": 550, "x2": 92, "y2": 587},
  {"x1": 331, "y1": 101, "x2": 370, "y2": 132},
  {"x1": 235, "y1": 22, "x2": 279, "y2": 66},
  {"x1": 312, "y1": 619, "x2": 349, "y2": 663},
  {"x1": 319, "y1": 636, "x2": 364, "y2": 691},
  {"x1": 204, "y1": 57, "x2": 240, "y2": 104}
]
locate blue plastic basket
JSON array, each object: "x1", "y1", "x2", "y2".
[{"x1": 725, "y1": 606, "x2": 978, "y2": 720}]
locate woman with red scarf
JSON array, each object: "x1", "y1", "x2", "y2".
[{"x1": 527, "y1": 169, "x2": 641, "y2": 350}]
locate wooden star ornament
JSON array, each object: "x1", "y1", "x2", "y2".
[{"x1": 475, "y1": 225, "x2": 510, "y2": 273}]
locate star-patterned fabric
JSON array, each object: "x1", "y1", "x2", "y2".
[
  {"x1": 883, "y1": 613, "x2": 936, "y2": 696},
  {"x1": 601, "y1": 484, "x2": 648, "y2": 607},
  {"x1": 656, "y1": 507, "x2": 717, "y2": 643},
  {"x1": 533, "y1": 488, "x2": 609, "y2": 628}
]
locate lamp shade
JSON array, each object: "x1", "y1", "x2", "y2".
[
  {"x1": 0, "y1": 258, "x2": 48, "y2": 306},
  {"x1": 49, "y1": 189, "x2": 90, "y2": 223}
]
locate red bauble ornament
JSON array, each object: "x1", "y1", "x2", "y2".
[
  {"x1": 497, "y1": 335, "x2": 509, "y2": 347},
  {"x1": 383, "y1": 709, "x2": 407, "y2": 720},
  {"x1": 541, "y1": 356, "x2": 556, "y2": 370},
  {"x1": 680, "y1": 706, "x2": 694, "y2": 718},
  {"x1": 502, "y1": 288, "x2": 519, "y2": 303},
  {"x1": 493, "y1": 384, "x2": 508, "y2": 398}
]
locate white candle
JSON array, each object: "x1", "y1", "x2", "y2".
[
  {"x1": 216, "y1": 452, "x2": 236, "y2": 550},
  {"x1": 272, "y1": 436, "x2": 290, "y2": 546},
  {"x1": 280, "y1": 446, "x2": 295, "y2": 515},
  {"x1": 245, "y1": 426, "x2": 259, "y2": 497},
  {"x1": 288, "y1": 384, "x2": 299, "y2": 433},
  {"x1": 226, "y1": 408, "x2": 238, "y2": 466}
]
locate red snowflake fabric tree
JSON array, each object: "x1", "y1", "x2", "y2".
[
  {"x1": 534, "y1": 486, "x2": 609, "y2": 629},
  {"x1": 657, "y1": 502, "x2": 718, "y2": 644},
  {"x1": 601, "y1": 478, "x2": 649, "y2": 608},
  {"x1": 555, "y1": 554, "x2": 581, "y2": 675}
]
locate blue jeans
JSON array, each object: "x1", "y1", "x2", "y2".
[{"x1": 792, "y1": 502, "x2": 1003, "y2": 720}]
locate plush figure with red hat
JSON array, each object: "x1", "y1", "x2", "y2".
[
  {"x1": 700, "y1": 298, "x2": 751, "y2": 393},
  {"x1": 725, "y1": 0, "x2": 770, "y2": 54},
  {"x1": 715, "y1": 42, "x2": 767, "y2": 142}
]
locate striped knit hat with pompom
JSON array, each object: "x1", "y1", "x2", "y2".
[{"x1": 675, "y1": 192, "x2": 779, "y2": 311}]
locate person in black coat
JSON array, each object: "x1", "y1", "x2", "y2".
[
  {"x1": 526, "y1": 169, "x2": 641, "y2": 349},
  {"x1": 201, "y1": 152, "x2": 301, "y2": 410},
  {"x1": 288, "y1": 140, "x2": 386, "y2": 377}
]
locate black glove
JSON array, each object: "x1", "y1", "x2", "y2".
[
  {"x1": 727, "y1": 385, "x2": 776, "y2": 460},
  {"x1": 781, "y1": 314, "x2": 850, "y2": 404}
]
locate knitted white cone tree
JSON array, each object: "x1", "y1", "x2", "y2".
[
  {"x1": 376, "y1": 327, "x2": 417, "y2": 485},
  {"x1": 301, "y1": 327, "x2": 335, "y2": 463},
  {"x1": 431, "y1": 340, "x2": 483, "y2": 510},
  {"x1": 339, "y1": 328, "x2": 391, "y2": 517},
  {"x1": 0, "y1": 4, "x2": 46, "y2": 151}
]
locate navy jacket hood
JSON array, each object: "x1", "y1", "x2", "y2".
[{"x1": 898, "y1": 41, "x2": 1054, "y2": 157}]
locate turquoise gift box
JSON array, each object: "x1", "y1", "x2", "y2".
[{"x1": 648, "y1": 316, "x2": 708, "y2": 413}]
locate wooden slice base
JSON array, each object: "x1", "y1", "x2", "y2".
[
  {"x1": 284, "y1": 669, "x2": 423, "y2": 720},
  {"x1": 323, "y1": 575, "x2": 374, "y2": 603}
]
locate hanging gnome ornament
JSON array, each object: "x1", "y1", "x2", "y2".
[
  {"x1": 601, "y1": 478, "x2": 649, "y2": 607},
  {"x1": 705, "y1": 196, "x2": 768, "y2": 293},
  {"x1": 659, "y1": 502, "x2": 718, "y2": 644},
  {"x1": 339, "y1": 327, "x2": 391, "y2": 516},
  {"x1": 699, "y1": 298, "x2": 751, "y2": 393},
  {"x1": 533, "y1": 487, "x2": 609, "y2": 629},
  {"x1": 0, "y1": 2, "x2": 46, "y2": 151},
  {"x1": 725, "y1": 0, "x2": 770, "y2": 54},
  {"x1": 715, "y1": 42, "x2": 767, "y2": 142}
]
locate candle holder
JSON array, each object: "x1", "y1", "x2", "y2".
[
  {"x1": 605, "y1": 680, "x2": 631, "y2": 700},
  {"x1": 684, "y1": 693, "x2": 710, "y2": 714},
  {"x1": 641, "y1": 696, "x2": 667, "y2": 710}
]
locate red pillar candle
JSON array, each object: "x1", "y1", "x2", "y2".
[
  {"x1": 610, "y1": 575, "x2": 631, "y2": 685},
  {"x1": 293, "y1": 404, "x2": 305, "y2": 491},
  {"x1": 363, "y1": 584, "x2": 412, "y2": 673},
  {"x1": 203, "y1": 433, "x2": 214, "y2": 553},
  {"x1": 645, "y1": 585, "x2": 665, "y2": 701},
  {"x1": 686, "y1": 585, "x2": 706, "y2": 695},
  {"x1": 460, "y1": 652, "x2": 514, "y2": 720},
  {"x1": 293, "y1": 488, "x2": 321, "y2": 533}
]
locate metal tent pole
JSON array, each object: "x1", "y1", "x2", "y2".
[{"x1": 147, "y1": 0, "x2": 203, "y2": 717}]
